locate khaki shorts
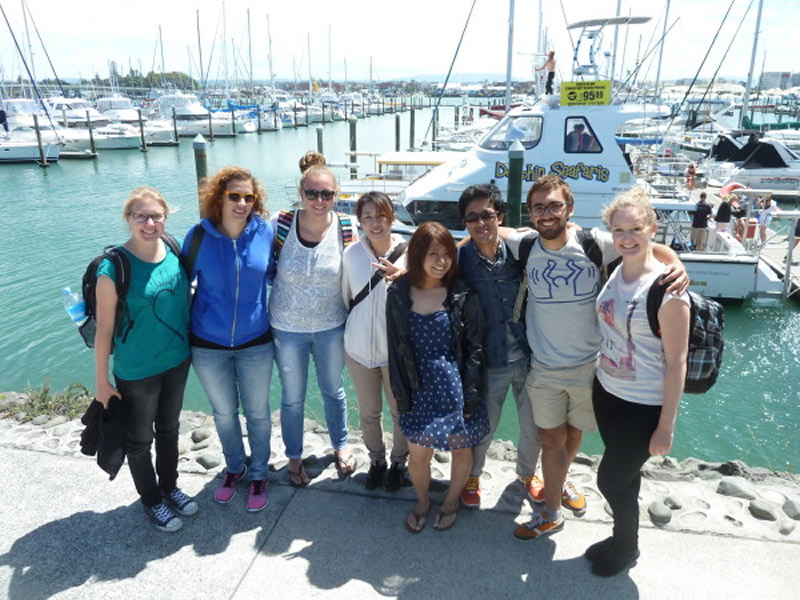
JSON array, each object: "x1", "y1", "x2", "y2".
[{"x1": 525, "y1": 359, "x2": 597, "y2": 431}]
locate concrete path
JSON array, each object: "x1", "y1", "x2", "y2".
[{"x1": 1, "y1": 447, "x2": 799, "y2": 600}]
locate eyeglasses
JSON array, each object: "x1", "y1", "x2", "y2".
[
  {"x1": 303, "y1": 189, "x2": 336, "y2": 201},
  {"x1": 529, "y1": 201, "x2": 567, "y2": 217},
  {"x1": 131, "y1": 212, "x2": 166, "y2": 224},
  {"x1": 359, "y1": 214, "x2": 390, "y2": 225},
  {"x1": 225, "y1": 191, "x2": 256, "y2": 204},
  {"x1": 464, "y1": 209, "x2": 499, "y2": 224}
]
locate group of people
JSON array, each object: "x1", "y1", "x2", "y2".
[
  {"x1": 93, "y1": 154, "x2": 691, "y2": 577},
  {"x1": 692, "y1": 191, "x2": 780, "y2": 250}
]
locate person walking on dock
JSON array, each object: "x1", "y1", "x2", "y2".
[{"x1": 690, "y1": 192, "x2": 713, "y2": 250}]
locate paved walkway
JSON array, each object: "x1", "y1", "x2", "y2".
[{"x1": 1, "y1": 446, "x2": 798, "y2": 600}]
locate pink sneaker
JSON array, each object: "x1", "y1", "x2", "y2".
[
  {"x1": 215, "y1": 465, "x2": 247, "y2": 504},
  {"x1": 247, "y1": 480, "x2": 268, "y2": 512}
]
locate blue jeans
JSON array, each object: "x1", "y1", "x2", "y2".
[
  {"x1": 471, "y1": 359, "x2": 541, "y2": 478},
  {"x1": 192, "y1": 342, "x2": 274, "y2": 480},
  {"x1": 273, "y1": 324, "x2": 348, "y2": 459}
]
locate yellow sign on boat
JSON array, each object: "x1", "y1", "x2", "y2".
[{"x1": 560, "y1": 81, "x2": 611, "y2": 106}]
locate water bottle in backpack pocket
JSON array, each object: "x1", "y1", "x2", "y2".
[{"x1": 63, "y1": 287, "x2": 87, "y2": 327}]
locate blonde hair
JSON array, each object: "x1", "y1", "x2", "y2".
[
  {"x1": 123, "y1": 186, "x2": 170, "y2": 220},
  {"x1": 298, "y1": 164, "x2": 337, "y2": 191},
  {"x1": 299, "y1": 151, "x2": 327, "y2": 174},
  {"x1": 602, "y1": 187, "x2": 656, "y2": 229}
]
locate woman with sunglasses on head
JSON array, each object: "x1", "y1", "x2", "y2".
[
  {"x1": 182, "y1": 166, "x2": 275, "y2": 513},
  {"x1": 270, "y1": 162, "x2": 358, "y2": 486},
  {"x1": 342, "y1": 192, "x2": 410, "y2": 492},
  {"x1": 387, "y1": 222, "x2": 489, "y2": 533},
  {"x1": 94, "y1": 186, "x2": 193, "y2": 533}
]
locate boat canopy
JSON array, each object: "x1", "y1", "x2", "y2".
[
  {"x1": 568, "y1": 16, "x2": 651, "y2": 29},
  {"x1": 739, "y1": 141, "x2": 798, "y2": 170}
]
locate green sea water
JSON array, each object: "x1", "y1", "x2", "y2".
[{"x1": 1, "y1": 106, "x2": 798, "y2": 472}]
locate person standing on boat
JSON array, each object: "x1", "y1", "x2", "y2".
[
  {"x1": 690, "y1": 192, "x2": 713, "y2": 250},
  {"x1": 536, "y1": 51, "x2": 556, "y2": 95},
  {"x1": 270, "y1": 163, "x2": 358, "y2": 486},
  {"x1": 731, "y1": 195, "x2": 748, "y2": 242},
  {"x1": 502, "y1": 175, "x2": 687, "y2": 542},
  {"x1": 94, "y1": 186, "x2": 194, "y2": 533},
  {"x1": 757, "y1": 194, "x2": 779, "y2": 244},
  {"x1": 715, "y1": 194, "x2": 734, "y2": 234},
  {"x1": 588, "y1": 188, "x2": 690, "y2": 577},
  {"x1": 183, "y1": 166, "x2": 275, "y2": 513},
  {"x1": 342, "y1": 191, "x2": 411, "y2": 491},
  {"x1": 455, "y1": 184, "x2": 544, "y2": 510},
  {"x1": 387, "y1": 222, "x2": 489, "y2": 533}
]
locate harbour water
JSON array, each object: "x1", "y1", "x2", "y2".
[{"x1": 1, "y1": 106, "x2": 798, "y2": 473}]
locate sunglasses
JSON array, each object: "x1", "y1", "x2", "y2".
[
  {"x1": 464, "y1": 209, "x2": 499, "y2": 224},
  {"x1": 225, "y1": 191, "x2": 256, "y2": 204},
  {"x1": 303, "y1": 189, "x2": 336, "y2": 201},
  {"x1": 131, "y1": 212, "x2": 166, "y2": 224}
]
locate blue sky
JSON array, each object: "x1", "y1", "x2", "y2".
[{"x1": 1, "y1": 0, "x2": 797, "y2": 85}]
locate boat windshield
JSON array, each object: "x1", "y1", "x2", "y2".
[{"x1": 479, "y1": 115, "x2": 543, "y2": 151}]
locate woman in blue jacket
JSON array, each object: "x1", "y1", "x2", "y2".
[{"x1": 182, "y1": 165, "x2": 275, "y2": 513}]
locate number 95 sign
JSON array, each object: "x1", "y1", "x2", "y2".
[{"x1": 560, "y1": 81, "x2": 611, "y2": 106}]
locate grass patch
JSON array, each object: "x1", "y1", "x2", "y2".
[{"x1": 1, "y1": 381, "x2": 92, "y2": 422}]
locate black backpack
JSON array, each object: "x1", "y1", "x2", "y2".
[
  {"x1": 645, "y1": 282, "x2": 725, "y2": 394},
  {"x1": 78, "y1": 233, "x2": 185, "y2": 351}
]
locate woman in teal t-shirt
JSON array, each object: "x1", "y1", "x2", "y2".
[{"x1": 94, "y1": 186, "x2": 192, "y2": 533}]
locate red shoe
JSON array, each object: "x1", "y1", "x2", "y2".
[
  {"x1": 522, "y1": 475, "x2": 545, "y2": 503},
  {"x1": 459, "y1": 477, "x2": 481, "y2": 508}
]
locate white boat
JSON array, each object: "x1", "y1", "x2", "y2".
[
  {"x1": 45, "y1": 97, "x2": 109, "y2": 128},
  {"x1": 0, "y1": 137, "x2": 61, "y2": 163},
  {"x1": 704, "y1": 134, "x2": 800, "y2": 190},
  {"x1": 155, "y1": 93, "x2": 256, "y2": 137}
]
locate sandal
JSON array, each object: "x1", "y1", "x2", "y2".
[
  {"x1": 288, "y1": 463, "x2": 310, "y2": 487},
  {"x1": 335, "y1": 449, "x2": 357, "y2": 475},
  {"x1": 405, "y1": 502, "x2": 430, "y2": 534},
  {"x1": 433, "y1": 506, "x2": 459, "y2": 531}
]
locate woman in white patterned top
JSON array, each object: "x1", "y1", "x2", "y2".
[{"x1": 270, "y1": 164, "x2": 358, "y2": 486}]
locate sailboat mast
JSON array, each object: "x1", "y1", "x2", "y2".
[
  {"x1": 610, "y1": 0, "x2": 622, "y2": 85},
  {"x1": 247, "y1": 8, "x2": 253, "y2": 94},
  {"x1": 223, "y1": 2, "x2": 229, "y2": 99},
  {"x1": 307, "y1": 33, "x2": 312, "y2": 98},
  {"x1": 21, "y1": 0, "x2": 37, "y2": 82},
  {"x1": 267, "y1": 14, "x2": 275, "y2": 96},
  {"x1": 739, "y1": 0, "x2": 764, "y2": 129},
  {"x1": 504, "y1": 0, "x2": 514, "y2": 112},
  {"x1": 654, "y1": 0, "x2": 671, "y2": 100},
  {"x1": 196, "y1": 10, "x2": 204, "y2": 96},
  {"x1": 328, "y1": 24, "x2": 332, "y2": 94},
  {"x1": 159, "y1": 25, "x2": 166, "y2": 87}
]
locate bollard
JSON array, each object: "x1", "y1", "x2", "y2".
[
  {"x1": 86, "y1": 110, "x2": 96, "y2": 155},
  {"x1": 230, "y1": 108, "x2": 236, "y2": 136},
  {"x1": 32, "y1": 114, "x2": 47, "y2": 167},
  {"x1": 348, "y1": 116, "x2": 358, "y2": 180},
  {"x1": 207, "y1": 110, "x2": 214, "y2": 141},
  {"x1": 395, "y1": 113, "x2": 401, "y2": 151},
  {"x1": 409, "y1": 107, "x2": 416, "y2": 149},
  {"x1": 316, "y1": 125, "x2": 324, "y2": 154},
  {"x1": 322, "y1": 103, "x2": 326, "y2": 123},
  {"x1": 171, "y1": 107, "x2": 179, "y2": 141},
  {"x1": 256, "y1": 105, "x2": 262, "y2": 133},
  {"x1": 454, "y1": 105, "x2": 459, "y2": 127},
  {"x1": 193, "y1": 134, "x2": 208, "y2": 215},
  {"x1": 506, "y1": 140, "x2": 525, "y2": 228},
  {"x1": 273, "y1": 108, "x2": 278, "y2": 130},
  {"x1": 293, "y1": 105, "x2": 299, "y2": 128},
  {"x1": 305, "y1": 102, "x2": 309, "y2": 127},
  {"x1": 432, "y1": 109, "x2": 438, "y2": 150},
  {"x1": 137, "y1": 108, "x2": 147, "y2": 152}
]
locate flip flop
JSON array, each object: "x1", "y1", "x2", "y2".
[
  {"x1": 335, "y1": 450, "x2": 357, "y2": 475},
  {"x1": 288, "y1": 464, "x2": 310, "y2": 487},
  {"x1": 405, "y1": 503, "x2": 429, "y2": 534},
  {"x1": 433, "y1": 507, "x2": 459, "y2": 531}
]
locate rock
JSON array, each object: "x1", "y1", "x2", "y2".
[
  {"x1": 714, "y1": 460, "x2": 748, "y2": 477},
  {"x1": 433, "y1": 451, "x2": 450, "y2": 464},
  {"x1": 782, "y1": 499, "x2": 800, "y2": 520},
  {"x1": 717, "y1": 476, "x2": 758, "y2": 500},
  {"x1": 191, "y1": 428, "x2": 212, "y2": 443},
  {"x1": 14, "y1": 412, "x2": 27, "y2": 422},
  {"x1": 44, "y1": 415, "x2": 68, "y2": 428},
  {"x1": 664, "y1": 495, "x2": 683, "y2": 510},
  {"x1": 748, "y1": 499, "x2": 779, "y2": 521},
  {"x1": 178, "y1": 438, "x2": 189, "y2": 455},
  {"x1": 53, "y1": 424, "x2": 73, "y2": 437},
  {"x1": 191, "y1": 439, "x2": 211, "y2": 451},
  {"x1": 196, "y1": 453, "x2": 222, "y2": 470},
  {"x1": 573, "y1": 452, "x2": 595, "y2": 467},
  {"x1": 778, "y1": 520, "x2": 797, "y2": 536},
  {"x1": 43, "y1": 439, "x2": 59, "y2": 450},
  {"x1": 697, "y1": 470, "x2": 722, "y2": 481},
  {"x1": 31, "y1": 415, "x2": 50, "y2": 426},
  {"x1": 648, "y1": 500, "x2": 672, "y2": 525}
]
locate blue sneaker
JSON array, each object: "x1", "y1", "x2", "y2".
[
  {"x1": 144, "y1": 502, "x2": 182, "y2": 533},
  {"x1": 165, "y1": 487, "x2": 198, "y2": 517}
]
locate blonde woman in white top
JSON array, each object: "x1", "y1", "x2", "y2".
[
  {"x1": 342, "y1": 192, "x2": 409, "y2": 491},
  {"x1": 588, "y1": 188, "x2": 690, "y2": 577}
]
